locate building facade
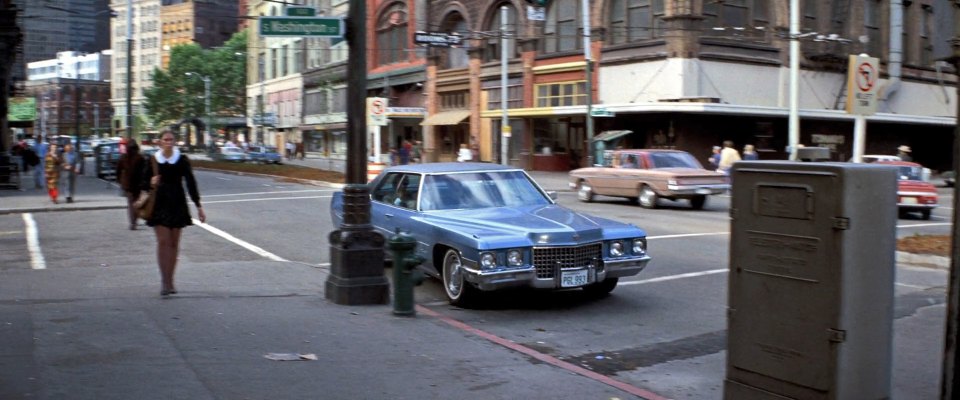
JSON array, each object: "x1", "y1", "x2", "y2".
[
  {"x1": 110, "y1": 0, "x2": 238, "y2": 138},
  {"x1": 242, "y1": 0, "x2": 958, "y2": 173}
]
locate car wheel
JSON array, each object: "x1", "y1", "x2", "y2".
[
  {"x1": 638, "y1": 185, "x2": 659, "y2": 209},
  {"x1": 583, "y1": 277, "x2": 618, "y2": 297},
  {"x1": 576, "y1": 180, "x2": 594, "y2": 202},
  {"x1": 690, "y1": 195, "x2": 707, "y2": 210},
  {"x1": 442, "y1": 249, "x2": 478, "y2": 307},
  {"x1": 921, "y1": 209, "x2": 931, "y2": 220}
]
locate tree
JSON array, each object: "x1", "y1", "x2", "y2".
[{"x1": 143, "y1": 31, "x2": 248, "y2": 140}]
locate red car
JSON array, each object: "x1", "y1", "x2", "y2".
[{"x1": 876, "y1": 160, "x2": 938, "y2": 220}]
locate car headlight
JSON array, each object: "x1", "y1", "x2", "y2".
[
  {"x1": 610, "y1": 241, "x2": 624, "y2": 257},
  {"x1": 632, "y1": 238, "x2": 647, "y2": 255},
  {"x1": 507, "y1": 249, "x2": 523, "y2": 266},
  {"x1": 480, "y1": 252, "x2": 497, "y2": 269}
]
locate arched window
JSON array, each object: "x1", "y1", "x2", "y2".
[
  {"x1": 376, "y1": 2, "x2": 408, "y2": 66},
  {"x1": 483, "y1": 3, "x2": 518, "y2": 63},
  {"x1": 607, "y1": 0, "x2": 664, "y2": 44},
  {"x1": 540, "y1": 0, "x2": 581, "y2": 54},
  {"x1": 440, "y1": 12, "x2": 468, "y2": 69}
]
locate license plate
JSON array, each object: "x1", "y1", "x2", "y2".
[
  {"x1": 902, "y1": 197, "x2": 918, "y2": 205},
  {"x1": 561, "y1": 269, "x2": 589, "y2": 287}
]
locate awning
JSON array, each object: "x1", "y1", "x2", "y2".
[
  {"x1": 420, "y1": 110, "x2": 471, "y2": 126},
  {"x1": 592, "y1": 130, "x2": 633, "y2": 142}
]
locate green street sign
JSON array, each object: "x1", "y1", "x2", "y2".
[
  {"x1": 259, "y1": 17, "x2": 343, "y2": 37},
  {"x1": 286, "y1": 7, "x2": 316, "y2": 17},
  {"x1": 8, "y1": 97, "x2": 36, "y2": 122}
]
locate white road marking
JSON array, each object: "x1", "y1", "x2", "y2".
[
  {"x1": 620, "y1": 269, "x2": 728, "y2": 286},
  {"x1": 647, "y1": 232, "x2": 729, "y2": 240},
  {"x1": 897, "y1": 222, "x2": 952, "y2": 228},
  {"x1": 203, "y1": 195, "x2": 331, "y2": 204},
  {"x1": 204, "y1": 189, "x2": 334, "y2": 198},
  {"x1": 22, "y1": 213, "x2": 46, "y2": 270},
  {"x1": 215, "y1": 177, "x2": 232, "y2": 181},
  {"x1": 192, "y1": 219, "x2": 288, "y2": 262}
]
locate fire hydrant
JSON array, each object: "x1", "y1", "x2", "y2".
[{"x1": 388, "y1": 231, "x2": 425, "y2": 316}]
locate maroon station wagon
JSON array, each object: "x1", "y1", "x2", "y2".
[{"x1": 569, "y1": 149, "x2": 730, "y2": 210}]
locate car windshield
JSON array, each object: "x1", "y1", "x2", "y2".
[
  {"x1": 420, "y1": 171, "x2": 549, "y2": 211},
  {"x1": 898, "y1": 166, "x2": 924, "y2": 181},
  {"x1": 648, "y1": 152, "x2": 702, "y2": 169}
]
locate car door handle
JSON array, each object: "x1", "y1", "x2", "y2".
[{"x1": 384, "y1": 213, "x2": 394, "y2": 218}]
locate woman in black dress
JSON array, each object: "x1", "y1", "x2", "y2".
[{"x1": 142, "y1": 130, "x2": 207, "y2": 296}]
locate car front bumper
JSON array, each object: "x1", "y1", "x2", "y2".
[
  {"x1": 460, "y1": 255, "x2": 652, "y2": 291},
  {"x1": 665, "y1": 184, "x2": 730, "y2": 196}
]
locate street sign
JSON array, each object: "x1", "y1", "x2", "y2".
[
  {"x1": 527, "y1": 6, "x2": 546, "y2": 21},
  {"x1": 845, "y1": 54, "x2": 880, "y2": 116},
  {"x1": 259, "y1": 17, "x2": 344, "y2": 37},
  {"x1": 413, "y1": 31, "x2": 462, "y2": 47},
  {"x1": 286, "y1": 6, "x2": 316, "y2": 17},
  {"x1": 252, "y1": 112, "x2": 277, "y2": 126},
  {"x1": 590, "y1": 106, "x2": 614, "y2": 118},
  {"x1": 367, "y1": 97, "x2": 388, "y2": 126}
]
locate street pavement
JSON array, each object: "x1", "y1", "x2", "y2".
[
  {"x1": 0, "y1": 156, "x2": 950, "y2": 399},
  {"x1": 0, "y1": 160, "x2": 650, "y2": 400}
]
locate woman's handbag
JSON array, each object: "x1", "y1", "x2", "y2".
[{"x1": 134, "y1": 158, "x2": 158, "y2": 220}]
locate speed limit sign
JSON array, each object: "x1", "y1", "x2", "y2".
[{"x1": 367, "y1": 97, "x2": 388, "y2": 126}]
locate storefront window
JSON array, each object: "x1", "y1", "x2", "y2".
[{"x1": 535, "y1": 82, "x2": 586, "y2": 107}]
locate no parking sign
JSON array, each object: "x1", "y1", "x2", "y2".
[
  {"x1": 367, "y1": 97, "x2": 388, "y2": 126},
  {"x1": 845, "y1": 54, "x2": 879, "y2": 115}
]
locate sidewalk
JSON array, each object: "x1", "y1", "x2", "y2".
[{"x1": 0, "y1": 162, "x2": 128, "y2": 215}]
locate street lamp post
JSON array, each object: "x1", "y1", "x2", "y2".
[
  {"x1": 125, "y1": 0, "x2": 133, "y2": 139},
  {"x1": 185, "y1": 72, "x2": 211, "y2": 147},
  {"x1": 259, "y1": 58, "x2": 265, "y2": 145}
]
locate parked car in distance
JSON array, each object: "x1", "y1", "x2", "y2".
[
  {"x1": 94, "y1": 140, "x2": 121, "y2": 180},
  {"x1": 330, "y1": 162, "x2": 652, "y2": 307},
  {"x1": 858, "y1": 154, "x2": 901, "y2": 163},
  {"x1": 79, "y1": 140, "x2": 94, "y2": 156},
  {"x1": 876, "y1": 160, "x2": 938, "y2": 220},
  {"x1": 210, "y1": 146, "x2": 248, "y2": 162},
  {"x1": 569, "y1": 149, "x2": 730, "y2": 209},
  {"x1": 247, "y1": 145, "x2": 283, "y2": 164}
]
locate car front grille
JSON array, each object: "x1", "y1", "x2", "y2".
[{"x1": 533, "y1": 243, "x2": 603, "y2": 279}]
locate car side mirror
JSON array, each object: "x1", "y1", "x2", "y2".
[{"x1": 547, "y1": 191, "x2": 558, "y2": 201}]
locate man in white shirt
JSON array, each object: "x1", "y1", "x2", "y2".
[{"x1": 717, "y1": 140, "x2": 741, "y2": 174}]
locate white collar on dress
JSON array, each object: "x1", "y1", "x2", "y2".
[{"x1": 155, "y1": 148, "x2": 181, "y2": 164}]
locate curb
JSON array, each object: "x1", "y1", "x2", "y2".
[
  {"x1": 896, "y1": 251, "x2": 950, "y2": 269},
  {"x1": 192, "y1": 167, "x2": 345, "y2": 189},
  {"x1": 0, "y1": 204, "x2": 126, "y2": 216}
]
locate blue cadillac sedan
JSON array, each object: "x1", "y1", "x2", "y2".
[{"x1": 330, "y1": 162, "x2": 651, "y2": 306}]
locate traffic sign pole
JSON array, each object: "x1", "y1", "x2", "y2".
[{"x1": 846, "y1": 54, "x2": 880, "y2": 163}]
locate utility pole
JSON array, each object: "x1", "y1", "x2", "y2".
[
  {"x1": 787, "y1": 0, "x2": 800, "y2": 160},
  {"x1": 582, "y1": 0, "x2": 595, "y2": 165},
  {"x1": 259, "y1": 57, "x2": 265, "y2": 145},
  {"x1": 72, "y1": 52, "x2": 82, "y2": 174},
  {"x1": 499, "y1": 5, "x2": 509, "y2": 165},
  {"x1": 324, "y1": 0, "x2": 389, "y2": 305},
  {"x1": 940, "y1": 15, "x2": 960, "y2": 399},
  {"x1": 125, "y1": 0, "x2": 133, "y2": 139}
]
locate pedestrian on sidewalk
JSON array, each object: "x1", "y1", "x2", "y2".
[
  {"x1": 717, "y1": 140, "x2": 741, "y2": 174},
  {"x1": 33, "y1": 136, "x2": 49, "y2": 190},
  {"x1": 44, "y1": 143, "x2": 62, "y2": 204},
  {"x1": 117, "y1": 142, "x2": 145, "y2": 230},
  {"x1": 142, "y1": 130, "x2": 206, "y2": 296},
  {"x1": 61, "y1": 143, "x2": 79, "y2": 203}
]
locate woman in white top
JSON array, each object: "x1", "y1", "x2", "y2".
[{"x1": 457, "y1": 143, "x2": 473, "y2": 162}]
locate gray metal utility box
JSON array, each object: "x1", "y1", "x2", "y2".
[{"x1": 724, "y1": 162, "x2": 897, "y2": 400}]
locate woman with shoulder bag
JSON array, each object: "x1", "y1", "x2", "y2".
[
  {"x1": 141, "y1": 130, "x2": 207, "y2": 296},
  {"x1": 117, "y1": 142, "x2": 145, "y2": 230}
]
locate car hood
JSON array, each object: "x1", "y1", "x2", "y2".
[{"x1": 419, "y1": 204, "x2": 644, "y2": 247}]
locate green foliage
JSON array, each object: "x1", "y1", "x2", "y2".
[{"x1": 143, "y1": 31, "x2": 248, "y2": 130}]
